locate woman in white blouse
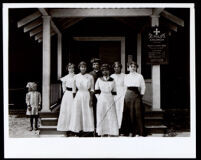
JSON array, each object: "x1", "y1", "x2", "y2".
[
  {"x1": 110, "y1": 62, "x2": 127, "y2": 129},
  {"x1": 69, "y1": 61, "x2": 94, "y2": 137},
  {"x1": 95, "y1": 64, "x2": 119, "y2": 137},
  {"x1": 120, "y1": 61, "x2": 146, "y2": 137},
  {"x1": 57, "y1": 63, "x2": 75, "y2": 135}
]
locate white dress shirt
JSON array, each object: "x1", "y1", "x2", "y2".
[
  {"x1": 60, "y1": 73, "x2": 75, "y2": 93},
  {"x1": 124, "y1": 72, "x2": 146, "y2": 95}
]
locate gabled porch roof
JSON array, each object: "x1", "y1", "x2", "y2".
[{"x1": 16, "y1": 8, "x2": 184, "y2": 43}]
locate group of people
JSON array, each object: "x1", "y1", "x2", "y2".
[
  {"x1": 56, "y1": 58, "x2": 146, "y2": 137},
  {"x1": 24, "y1": 58, "x2": 146, "y2": 136}
]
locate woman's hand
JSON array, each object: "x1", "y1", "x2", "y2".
[
  {"x1": 28, "y1": 105, "x2": 32, "y2": 111},
  {"x1": 89, "y1": 99, "x2": 93, "y2": 107},
  {"x1": 89, "y1": 91, "x2": 94, "y2": 107},
  {"x1": 38, "y1": 105, "x2": 42, "y2": 111}
]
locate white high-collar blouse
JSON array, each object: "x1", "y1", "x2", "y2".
[{"x1": 124, "y1": 72, "x2": 146, "y2": 95}]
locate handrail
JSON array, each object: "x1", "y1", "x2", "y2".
[{"x1": 50, "y1": 82, "x2": 62, "y2": 106}]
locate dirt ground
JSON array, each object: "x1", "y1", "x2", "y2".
[
  {"x1": 9, "y1": 114, "x2": 190, "y2": 138},
  {"x1": 9, "y1": 115, "x2": 40, "y2": 138}
]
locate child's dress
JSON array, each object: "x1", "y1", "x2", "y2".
[
  {"x1": 26, "y1": 91, "x2": 41, "y2": 115},
  {"x1": 95, "y1": 77, "x2": 119, "y2": 136},
  {"x1": 57, "y1": 73, "x2": 75, "y2": 131},
  {"x1": 69, "y1": 73, "x2": 94, "y2": 132},
  {"x1": 110, "y1": 73, "x2": 127, "y2": 128}
]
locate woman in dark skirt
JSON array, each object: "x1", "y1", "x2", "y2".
[{"x1": 120, "y1": 61, "x2": 146, "y2": 137}]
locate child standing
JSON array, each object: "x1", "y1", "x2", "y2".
[
  {"x1": 120, "y1": 61, "x2": 146, "y2": 137},
  {"x1": 110, "y1": 62, "x2": 127, "y2": 129},
  {"x1": 26, "y1": 82, "x2": 41, "y2": 131},
  {"x1": 69, "y1": 61, "x2": 94, "y2": 136},
  {"x1": 57, "y1": 63, "x2": 75, "y2": 134},
  {"x1": 95, "y1": 64, "x2": 119, "y2": 137}
]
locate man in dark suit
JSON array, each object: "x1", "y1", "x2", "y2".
[{"x1": 89, "y1": 58, "x2": 102, "y2": 137}]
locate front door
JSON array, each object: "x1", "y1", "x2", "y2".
[{"x1": 70, "y1": 40, "x2": 121, "y2": 72}]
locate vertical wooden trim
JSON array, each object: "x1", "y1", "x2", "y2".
[
  {"x1": 137, "y1": 32, "x2": 142, "y2": 74},
  {"x1": 41, "y1": 15, "x2": 51, "y2": 112},
  {"x1": 151, "y1": 15, "x2": 161, "y2": 110},
  {"x1": 57, "y1": 34, "x2": 62, "y2": 80},
  {"x1": 121, "y1": 37, "x2": 126, "y2": 73},
  {"x1": 152, "y1": 65, "x2": 161, "y2": 110}
]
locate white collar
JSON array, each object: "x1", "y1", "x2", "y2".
[
  {"x1": 129, "y1": 72, "x2": 137, "y2": 75},
  {"x1": 103, "y1": 76, "x2": 110, "y2": 81},
  {"x1": 69, "y1": 72, "x2": 74, "y2": 76}
]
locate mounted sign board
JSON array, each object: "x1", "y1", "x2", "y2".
[{"x1": 143, "y1": 26, "x2": 169, "y2": 64}]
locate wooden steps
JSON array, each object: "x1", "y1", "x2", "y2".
[
  {"x1": 39, "y1": 108, "x2": 168, "y2": 136},
  {"x1": 39, "y1": 112, "x2": 59, "y2": 118},
  {"x1": 39, "y1": 125, "x2": 66, "y2": 136},
  {"x1": 41, "y1": 118, "x2": 58, "y2": 126},
  {"x1": 38, "y1": 111, "x2": 66, "y2": 137},
  {"x1": 144, "y1": 117, "x2": 164, "y2": 126},
  {"x1": 144, "y1": 109, "x2": 167, "y2": 135}
]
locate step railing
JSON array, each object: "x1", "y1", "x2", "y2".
[
  {"x1": 50, "y1": 83, "x2": 62, "y2": 109},
  {"x1": 142, "y1": 79, "x2": 152, "y2": 106}
]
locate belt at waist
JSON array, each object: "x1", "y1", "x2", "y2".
[
  {"x1": 66, "y1": 87, "x2": 72, "y2": 91},
  {"x1": 95, "y1": 89, "x2": 116, "y2": 95},
  {"x1": 127, "y1": 87, "x2": 139, "y2": 92},
  {"x1": 77, "y1": 89, "x2": 90, "y2": 92}
]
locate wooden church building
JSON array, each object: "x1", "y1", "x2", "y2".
[{"x1": 8, "y1": 6, "x2": 190, "y2": 135}]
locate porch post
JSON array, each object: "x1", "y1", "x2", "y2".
[
  {"x1": 57, "y1": 34, "x2": 62, "y2": 80},
  {"x1": 151, "y1": 15, "x2": 161, "y2": 110},
  {"x1": 137, "y1": 32, "x2": 142, "y2": 74},
  {"x1": 121, "y1": 37, "x2": 126, "y2": 73},
  {"x1": 41, "y1": 15, "x2": 51, "y2": 112}
]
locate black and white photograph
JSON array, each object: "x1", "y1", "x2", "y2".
[{"x1": 3, "y1": 3, "x2": 196, "y2": 158}]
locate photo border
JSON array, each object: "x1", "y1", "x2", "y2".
[{"x1": 3, "y1": 3, "x2": 196, "y2": 158}]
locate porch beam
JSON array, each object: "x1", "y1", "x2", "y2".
[
  {"x1": 30, "y1": 25, "x2": 42, "y2": 37},
  {"x1": 51, "y1": 21, "x2": 61, "y2": 35},
  {"x1": 35, "y1": 30, "x2": 55, "y2": 40},
  {"x1": 23, "y1": 18, "x2": 42, "y2": 33},
  {"x1": 38, "y1": 39, "x2": 42, "y2": 43},
  {"x1": 38, "y1": 8, "x2": 61, "y2": 35},
  {"x1": 17, "y1": 11, "x2": 41, "y2": 28},
  {"x1": 73, "y1": 37, "x2": 123, "y2": 41},
  {"x1": 37, "y1": 31, "x2": 56, "y2": 42},
  {"x1": 152, "y1": 8, "x2": 164, "y2": 15},
  {"x1": 49, "y1": 8, "x2": 153, "y2": 17},
  {"x1": 61, "y1": 18, "x2": 84, "y2": 31},
  {"x1": 113, "y1": 18, "x2": 136, "y2": 31},
  {"x1": 164, "y1": 21, "x2": 178, "y2": 32},
  {"x1": 161, "y1": 10, "x2": 184, "y2": 27},
  {"x1": 34, "y1": 32, "x2": 42, "y2": 40}
]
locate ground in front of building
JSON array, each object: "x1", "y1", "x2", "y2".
[{"x1": 8, "y1": 114, "x2": 190, "y2": 138}]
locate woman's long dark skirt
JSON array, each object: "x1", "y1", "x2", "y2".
[{"x1": 120, "y1": 89, "x2": 145, "y2": 136}]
